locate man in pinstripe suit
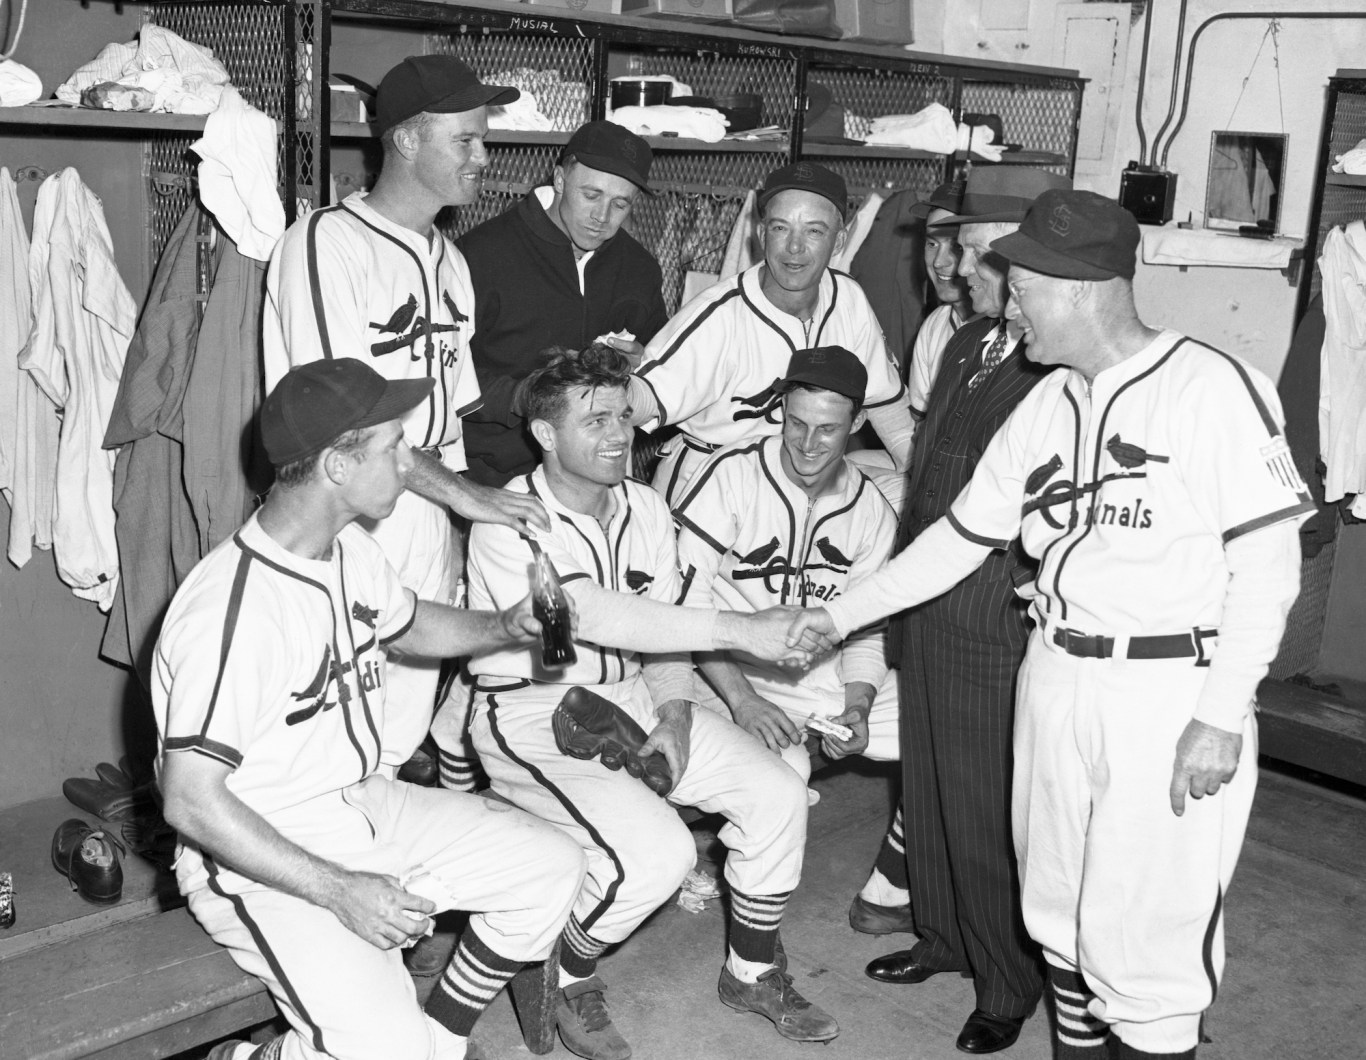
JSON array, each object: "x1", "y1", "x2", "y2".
[{"x1": 867, "y1": 168, "x2": 1069, "y2": 1054}]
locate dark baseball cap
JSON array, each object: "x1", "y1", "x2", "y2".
[
  {"x1": 908, "y1": 179, "x2": 965, "y2": 225},
  {"x1": 376, "y1": 55, "x2": 520, "y2": 134},
  {"x1": 775, "y1": 346, "x2": 867, "y2": 406},
  {"x1": 991, "y1": 189, "x2": 1140, "y2": 281},
  {"x1": 562, "y1": 120, "x2": 654, "y2": 193},
  {"x1": 757, "y1": 161, "x2": 847, "y2": 219},
  {"x1": 261, "y1": 359, "x2": 434, "y2": 466},
  {"x1": 939, "y1": 167, "x2": 1073, "y2": 225}
]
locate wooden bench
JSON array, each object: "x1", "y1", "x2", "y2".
[{"x1": 1257, "y1": 677, "x2": 1366, "y2": 787}]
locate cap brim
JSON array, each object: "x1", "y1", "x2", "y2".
[
  {"x1": 355, "y1": 377, "x2": 437, "y2": 430},
  {"x1": 758, "y1": 183, "x2": 846, "y2": 216},
  {"x1": 990, "y1": 229, "x2": 1118, "y2": 281},
  {"x1": 573, "y1": 152, "x2": 655, "y2": 194},
  {"x1": 938, "y1": 208, "x2": 1028, "y2": 226},
  {"x1": 429, "y1": 83, "x2": 521, "y2": 114}
]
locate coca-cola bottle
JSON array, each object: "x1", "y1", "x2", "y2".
[{"x1": 532, "y1": 551, "x2": 577, "y2": 669}]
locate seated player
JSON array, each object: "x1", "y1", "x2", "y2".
[
  {"x1": 671, "y1": 346, "x2": 908, "y2": 930},
  {"x1": 464, "y1": 344, "x2": 839, "y2": 1060},
  {"x1": 155, "y1": 359, "x2": 587, "y2": 1060}
]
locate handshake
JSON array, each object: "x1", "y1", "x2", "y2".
[{"x1": 720, "y1": 606, "x2": 839, "y2": 669}]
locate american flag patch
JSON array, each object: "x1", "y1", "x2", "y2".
[{"x1": 1261, "y1": 437, "x2": 1307, "y2": 492}]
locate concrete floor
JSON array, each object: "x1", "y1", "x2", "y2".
[{"x1": 460, "y1": 758, "x2": 1366, "y2": 1060}]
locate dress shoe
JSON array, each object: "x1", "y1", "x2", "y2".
[
  {"x1": 848, "y1": 892, "x2": 915, "y2": 934},
  {"x1": 956, "y1": 1009, "x2": 1027, "y2": 1054},
  {"x1": 51, "y1": 818, "x2": 124, "y2": 904},
  {"x1": 865, "y1": 949, "x2": 953, "y2": 985}
]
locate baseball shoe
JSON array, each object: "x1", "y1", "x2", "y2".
[
  {"x1": 848, "y1": 892, "x2": 915, "y2": 935},
  {"x1": 718, "y1": 965, "x2": 839, "y2": 1042},
  {"x1": 556, "y1": 975, "x2": 632, "y2": 1060}
]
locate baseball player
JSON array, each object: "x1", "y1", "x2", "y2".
[
  {"x1": 907, "y1": 179, "x2": 971, "y2": 423},
  {"x1": 264, "y1": 56, "x2": 547, "y2": 791},
  {"x1": 158, "y1": 359, "x2": 586, "y2": 1060},
  {"x1": 789, "y1": 190, "x2": 1311, "y2": 1060},
  {"x1": 465, "y1": 344, "x2": 839, "y2": 1060},
  {"x1": 629, "y1": 161, "x2": 915, "y2": 505}
]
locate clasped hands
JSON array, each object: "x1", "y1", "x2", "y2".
[{"x1": 744, "y1": 605, "x2": 840, "y2": 672}]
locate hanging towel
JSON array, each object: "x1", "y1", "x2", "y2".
[
  {"x1": 191, "y1": 85, "x2": 285, "y2": 261},
  {"x1": 26, "y1": 169, "x2": 135, "y2": 609}
]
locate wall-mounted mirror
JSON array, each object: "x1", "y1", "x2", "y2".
[{"x1": 1205, "y1": 131, "x2": 1287, "y2": 234}]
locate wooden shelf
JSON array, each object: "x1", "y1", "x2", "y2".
[
  {"x1": 801, "y1": 143, "x2": 1067, "y2": 167},
  {"x1": 0, "y1": 106, "x2": 208, "y2": 133},
  {"x1": 1326, "y1": 171, "x2": 1366, "y2": 187}
]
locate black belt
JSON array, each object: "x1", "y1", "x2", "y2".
[{"x1": 1051, "y1": 626, "x2": 1216, "y2": 666}]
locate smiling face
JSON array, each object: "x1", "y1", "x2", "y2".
[
  {"x1": 758, "y1": 190, "x2": 847, "y2": 300},
  {"x1": 779, "y1": 386, "x2": 865, "y2": 493},
  {"x1": 408, "y1": 108, "x2": 491, "y2": 208},
  {"x1": 958, "y1": 221, "x2": 1014, "y2": 319},
  {"x1": 550, "y1": 160, "x2": 640, "y2": 256},
  {"x1": 924, "y1": 210, "x2": 968, "y2": 307},
  {"x1": 538, "y1": 384, "x2": 633, "y2": 491},
  {"x1": 1005, "y1": 264, "x2": 1076, "y2": 367}
]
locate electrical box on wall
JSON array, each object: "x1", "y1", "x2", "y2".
[{"x1": 1119, "y1": 164, "x2": 1177, "y2": 225}]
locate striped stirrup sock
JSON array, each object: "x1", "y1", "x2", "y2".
[
  {"x1": 873, "y1": 803, "x2": 909, "y2": 889},
  {"x1": 425, "y1": 928, "x2": 523, "y2": 1037},
  {"x1": 729, "y1": 888, "x2": 790, "y2": 966},
  {"x1": 559, "y1": 916, "x2": 610, "y2": 980},
  {"x1": 438, "y1": 747, "x2": 487, "y2": 792},
  {"x1": 1050, "y1": 965, "x2": 1112, "y2": 1059}
]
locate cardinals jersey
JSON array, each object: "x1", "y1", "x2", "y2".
[
  {"x1": 673, "y1": 436, "x2": 896, "y2": 706},
  {"x1": 153, "y1": 513, "x2": 415, "y2": 892},
  {"x1": 635, "y1": 263, "x2": 906, "y2": 452},
  {"x1": 263, "y1": 192, "x2": 481, "y2": 464},
  {"x1": 466, "y1": 466, "x2": 682, "y2": 686}
]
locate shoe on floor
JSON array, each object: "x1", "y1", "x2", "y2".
[
  {"x1": 718, "y1": 964, "x2": 839, "y2": 1042},
  {"x1": 51, "y1": 818, "x2": 124, "y2": 904},
  {"x1": 865, "y1": 949, "x2": 958, "y2": 985},
  {"x1": 848, "y1": 892, "x2": 915, "y2": 934},
  {"x1": 556, "y1": 975, "x2": 632, "y2": 1060},
  {"x1": 956, "y1": 1009, "x2": 1027, "y2": 1054}
]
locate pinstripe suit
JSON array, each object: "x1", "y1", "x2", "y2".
[{"x1": 890, "y1": 316, "x2": 1049, "y2": 1018}]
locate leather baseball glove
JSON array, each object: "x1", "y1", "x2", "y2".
[{"x1": 552, "y1": 686, "x2": 674, "y2": 797}]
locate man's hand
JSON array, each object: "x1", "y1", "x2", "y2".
[
  {"x1": 496, "y1": 592, "x2": 545, "y2": 645},
  {"x1": 1169, "y1": 718, "x2": 1243, "y2": 817},
  {"x1": 724, "y1": 607, "x2": 827, "y2": 667},
  {"x1": 326, "y1": 869, "x2": 436, "y2": 951},
  {"x1": 785, "y1": 608, "x2": 839, "y2": 654},
  {"x1": 732, "y1": 693, "x2": 803, "y2": 753},
  {"x1": 639, "y1": 699, "x2": 693, "y2": 782},
  {"x1": 822, "y1": 683, "x2": 874, "y2": 759},
  {"x1": 600, "y1": 334, "x2": 646, "y2": 369},
  {"x1": 455, "y1": 478, "x2": 551, "y2": 533}
]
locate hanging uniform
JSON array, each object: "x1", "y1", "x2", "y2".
[
  {"x1": 635, "y1": 263, "x2": 911, "y2": 503},
  {"x1": 153, "y1": 512, "x2": 582, "y2": 1060},
  {"x1": 264, "y1": 192, "x2": 482, "y2": 770},
  {"x1": 672, "y1": 436, "x2": 899, "y2": 779}
]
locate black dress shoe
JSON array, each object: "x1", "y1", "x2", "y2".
[
  {"x1": 51, "y1": 818, "x2": 124, "y2": 904},
  {"x1": 865, "y1": 950, "x2": 949, "y2": 984},
  {"x1": 956, "y1": 1009, "x2": 1027, "y2": 1054}
]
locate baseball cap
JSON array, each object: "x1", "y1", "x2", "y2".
[
  {"x1": 757, "y1": 161, "x2": 848, "y2": 219},
  {"x1": 562, "y1": 120, "x2": 654, "y2": 193},
  {"x1": 908, "y1": 179, "x2": 965, "y2": 225},
  {"x1": 938, "y1": 167, "x2": 1072, "y2": 226},
  {"x1": 991, "y1": 189, "x2": 1140, "y2": 281},
  {"x1": 376, "y1": 55, "x2": 520, "y2": 134},
  {"x1": 261, "y1": 359, "x2": 434, "y2": 466},
  {"x1": 775, "y1": 346, "x2": 867, "y2": 406}
]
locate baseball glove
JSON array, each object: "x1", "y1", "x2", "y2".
[{"x1": 552, "y1": 686, "x2": 674, "y2": 797}]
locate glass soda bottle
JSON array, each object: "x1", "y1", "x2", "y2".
[{"x1": 532, "y1": 551, "x2": 577, "y2": 669}]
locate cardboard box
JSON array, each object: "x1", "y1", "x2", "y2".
[
  {"x1": 620, "y1": 0, "x2": 733, "y2": 21},
  {"x1": 834, "y1": 0, "x2": 912, "y2": 44},
  {"x1": 523, "y1": 0, "x2": 624, "y2": 13}
]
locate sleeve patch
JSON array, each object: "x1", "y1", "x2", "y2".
[{"x1": 1261, "y1": 436, "x2": 1308, "y2": 493}]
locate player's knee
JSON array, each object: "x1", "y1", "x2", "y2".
[
  {"x1": 536, "y1": 827, "x2": 589, "y2": 905},
  {"x1": 624, "y1": 816, "x2": 694, "y2": 907}
]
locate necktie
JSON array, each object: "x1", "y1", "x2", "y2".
[{"x1": 967, "y1": 327, "x2": 1009, "y2": 391}]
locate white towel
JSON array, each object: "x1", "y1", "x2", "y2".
[
  {"x1": 56, "y1": 23, "x2": 230, "y2": 114},
  {"x1": 608, "y1": 105, "x2": 728, "y2": 144},
  {"x1": 0, "y1": 59, "x2": 41, "y2": 106},
  {"x1": 1141, "y1": 223, "x2": 1297, "y2": 269},
  {"x1": 192, "y1": 86, "x2": 285, "y2": 261},
  {"x1": 1332, "y1": 138, "x2": 1366, "y2": 175}
]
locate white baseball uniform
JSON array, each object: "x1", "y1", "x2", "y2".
[
  {"x1": 264, "y1": 191, "x2": 482, "y2": 770},
  {"x1": 826, "y1": 330, "x2": 1313, "y2": 1054},
  {"x1": 153, "y1": 512, "x2": 583, "y2": 1060},
  {"x1": 465, "y1": 467, "x2": 808, "y2": 947},
  {"x1": 907, "y1": 303, "x2": 965, "y2": 423},
  {"x1": 635, "y1": 263, "x2": 913, "y2": 504},
  {"x1": 672, "y1": 436, "x2": 899, "y2": 781}
]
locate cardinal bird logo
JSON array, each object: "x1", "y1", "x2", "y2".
[
  {"x1": 731, "y1": 382, "x2": 782, "y2": 424},
  {"x1": 370, "y1": 294, "x2": 418, "y2": 334},
  {"x1": 811, "y1": 536, "x2": 853, "y2": 573},
  {"x1": 286, "y1": 646, "x2": 337, "y2": 726},
  {"x1": 736, "y1": 537, "x2": 782, "y2": 566},
  {"x1": 1025, "y1": 454, "x2": 1064, "y2": 495},
  {"x1": 351, "y1": 601, "x2": 379, "y2": 629},
  {"x1": 1105, "y1": 434, "x2": 1168, "y2": 469},
  {"x1": 624, "y1": 570, "x2": 654, "y2": 593},
  {"x1": 442, "y1": 291, "x2": 469, "y2": 323}
]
